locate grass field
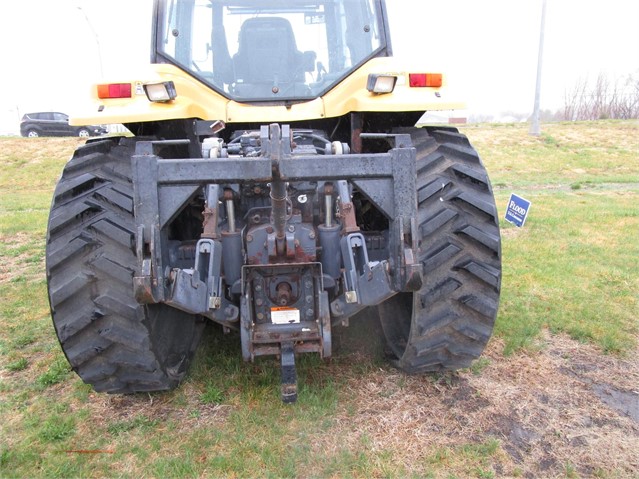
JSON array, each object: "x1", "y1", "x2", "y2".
[{"x1": 1, "y1": 120, "x2": 638, "y2": 478}]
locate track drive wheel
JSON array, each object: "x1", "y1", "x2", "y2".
[
  {"x1": 46, "y1": 137, "x2": 204, "y2": 393},
  {"x1": 378, "y1": 127, "x2": 501, "y2": 372}
]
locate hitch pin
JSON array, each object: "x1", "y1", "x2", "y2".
[
  {"x1": 224, "y1": 189, "x2": 236, "y2": 233},
  {"x1": 324, "y1": 183, "x2": 334, "y2": 228}
]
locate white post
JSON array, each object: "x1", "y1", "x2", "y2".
[{"x1": 530, "y1": 0, "x2": 547, "y2": 136}]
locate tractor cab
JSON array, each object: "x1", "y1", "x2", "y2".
[{"x1": 155, "y1": 0, "x2": 390, "y2": 101}]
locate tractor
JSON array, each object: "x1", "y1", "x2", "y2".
[{"x1": 46, "y1": 0, "x2": 501, "y2": 402}]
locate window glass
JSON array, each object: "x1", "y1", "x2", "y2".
[{"x1": 158, "y1": 0, "x2": 385, "y2": 101}]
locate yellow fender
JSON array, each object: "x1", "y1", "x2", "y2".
[{"x1": 70, "y1": 57, "x2": 464, "y2": 127}]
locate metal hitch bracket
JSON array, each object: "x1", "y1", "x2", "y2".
[
  {"x1": 165, "y1": 238, "x2": 239, "y2": 322},
  {"x1": 330, "y1": 232, "x2": 395, "y2": 319},
  {"x1": 280, "y1": 342, "x2": 298, "y2": 403}
]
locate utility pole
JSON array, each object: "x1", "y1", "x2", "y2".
[
  {"x1": 77, "y1": 6, "x2": 104, "y2": 79},
  {"x1": 530, "y1": 0, "x2": 547, "y2": 136}
]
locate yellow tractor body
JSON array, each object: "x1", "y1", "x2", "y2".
[{"x1": 48, "y1": 0, "x2": 500, "y2": 403}]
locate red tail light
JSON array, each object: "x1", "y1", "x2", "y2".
[
  {"x1": 97, "y1": 83, "x2": 132, "y2": 99},
  {"x1": 409, "y1": 73, "x2": 443, "y2": 88}
]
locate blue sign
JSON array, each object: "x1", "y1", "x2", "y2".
[{"x1": 505, "y1": 194, "x2": 531, "y2": 227}]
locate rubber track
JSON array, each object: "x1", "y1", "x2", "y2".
[
  {"x1": 46, "y1": 138, "x2": 204, "y2": 393},
  {"x1": 378, "y1": 127, "x2": 501, "y2": 373}
]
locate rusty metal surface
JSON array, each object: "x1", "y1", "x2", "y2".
[
  {"x1": 202, "y1": 184, "x2": 223, "y2": 239},
  {"x1": 337, "y1": 200, "x2": 359, "y2": 233}
]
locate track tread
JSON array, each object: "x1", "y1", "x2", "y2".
[
  {"x1": 47, "y1": 235, "x2": 95, "y2": 272},
  {"x1": 419, "y1": 208, "x2": 458, "y2": 238},
  {"x1": 90, "y1": 256, "x2": 134, "y2": 285},
  {"x1": 379, "y1": 127, "x2": 501, "y2": 373},
  {"x1": 90, "y1": 218, "x2": 135, "y2": 250},
  {"x1": 457, "y1": 224, "x2": 500, "y2": 252},
  {"x1": 49, "y1": 273, "x2": 93, "y2": 306},
  {"x1": 48, "y1": 201, "x2": 101, "y2": 235},
  {"x1": 423, "y1": 242, "x2": 463, "y2": 271},
  {"x1": 95, "y1": 185, "x2": 134, "y2": 212},
  {"x1": 448, "y1": 163, "x2": 489, "y2": 187},
  {"x1": 456, "y1": 259, "x2": 501, "y2": 290},
  {"x1": 419, "y1": 278, "x2": 462, "y2": 308},
  {"x1": 55, "y1": 305, "x2": 102, "y2": 343},
  {"x1": 418, "y1": 176, "x2": 453, "y2": 203},
  {"x1": 46, "y1": 137, "x2": 204, "y2": 393}
]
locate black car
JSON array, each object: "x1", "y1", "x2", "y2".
[{"x1": 20, "y1": 112, "x2": 107, "y2": 138}]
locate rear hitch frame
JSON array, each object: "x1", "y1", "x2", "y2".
[{"x1": 130, "y1": 125, "x2": 423, "y2": 401}]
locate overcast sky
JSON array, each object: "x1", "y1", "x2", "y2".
[{"x1": 1, "y1": 0, "x2": 638, "y2": 133}]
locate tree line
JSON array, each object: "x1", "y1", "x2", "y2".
[
  {"x1": 562, "y1": 72, "x2": 639, "y2": 121},
  {"x1": 468, "y1": 72, "x2": 639, "y2": 124}
]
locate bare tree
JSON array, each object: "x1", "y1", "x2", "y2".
[{"x1": 562, "y1": 72, "x2": 639, "y2": 120}]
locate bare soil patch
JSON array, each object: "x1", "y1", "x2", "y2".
[
  {"x1": 321, "y1": 330, "x2": 639, "y2": 477},
  {"x1": 53, "y1": 326, "x2": 639, "y2": 477}
]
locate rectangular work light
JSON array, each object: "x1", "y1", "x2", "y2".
[
  {"x1": 143, "y1": 81, "x2": 177, "y2": 102},
  {"x1": 366, "y1": 74, "x2": 398, "y2": 94}
]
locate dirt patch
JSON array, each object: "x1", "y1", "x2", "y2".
[
  {"x1": 73, "y1": 382, "x2": 233, "y2": 433},
  {"x1": 317, "y1": 330, "x2": 639, "y2": 477},
  {"x1": 546, "y1": 334, "x2": 639, "y2": 424},
  {"x1": 592, "y1": 385, "x2": 639, "y2": 423},
  {"x1": 28, "y1": 322, "x2": 638, "y2": 477},
  {"x1": 48, "y1": 384, "x2": 229, "y2": 464},
  {"x1": 0, "y1": 232, "x2": 44, "y2": 284}
]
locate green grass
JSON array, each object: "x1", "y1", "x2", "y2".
[
  {"x1": 495, "y1": 189, "x2": 638, "y2": 355},
  {"x1": 0, "y1": 122, "x2": 638, "y2": 478},
  {"x1": 5, "y1": 357, "x2": 28, "y2": 372},
  {"x1": 465, "y1": 120, "x2": 638, "y2": 187},
  {"x1": 464, "y1": 120, "x2": 639, "y2": 355},
  {"x1": 424, "y1": 438, "x2": 502, "y2": 478},
  {"x1": 35, "y1": 356, "x2": 71, "y2": 389}
]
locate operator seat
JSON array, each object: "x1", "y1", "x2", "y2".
[{"x1": 233, "y1": 17, "x2": 306, "y2": 85}]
